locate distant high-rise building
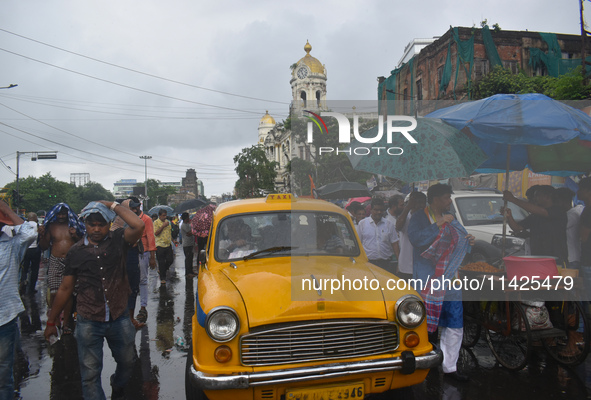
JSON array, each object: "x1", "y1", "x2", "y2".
[
  {"x1": 70, "y1": 173, "x2": 90, "y2": 187},
  {"x1": 113, "y1": 179, "x2": 138, "y2": 197},
  {"x1": 197, "y1": 179, "x2": 204, "y2": 198}
]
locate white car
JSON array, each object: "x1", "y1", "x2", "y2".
[{"x1": 448, "y1": 190, "x2": 528, "y2": 263}]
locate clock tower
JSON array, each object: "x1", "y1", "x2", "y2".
[{"x1": 290, "y1": 41, "x2": 327, "y2": 116}]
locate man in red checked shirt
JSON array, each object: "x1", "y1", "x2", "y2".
[{"x1": 128, "y1": 197, "x2": 156, "y2": 324}]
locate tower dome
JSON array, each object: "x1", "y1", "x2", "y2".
[
  {"x1": 259, "y1": 111, "x2": 276, "y2": 126},
  {"x1": 258, "y1": 111, "x2": 276, "y2": 145},
  {"x1": 295, "y1": 40, "x2": 325, "y2": 75}
]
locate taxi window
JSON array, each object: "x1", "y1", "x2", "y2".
[{"x1": 215, "y1": 211, "x2": 360, "y2": 261}]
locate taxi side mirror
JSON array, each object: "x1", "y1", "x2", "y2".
[{"x1": 199, "y1": 249, "x2": 207, "y2": 265}]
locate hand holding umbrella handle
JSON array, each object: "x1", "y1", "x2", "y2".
[{"x1": 502, "y1": 190, "x2": 516, "y2": 203}]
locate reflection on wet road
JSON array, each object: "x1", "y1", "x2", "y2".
[
  {"x1": 17, "y1": 246, "x2": 193, "y2": 399},
  {"x1": 13, "y1": 247, "x2": 591, "y2": 399}
]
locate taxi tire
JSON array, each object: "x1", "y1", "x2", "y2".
[
  {"x1": 391, "y1": 387, "x2": 413, "y2": 400},
  {"x1": 185, "y1": 343, "x2": 209, "y2": 400}
]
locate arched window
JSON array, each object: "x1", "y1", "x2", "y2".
[
  {"x1": 316, "y1": 91, "x2": 321, "y2": 107},
  {"x1": 300, "y1": 91, "x2": 307, "y2": 107}
]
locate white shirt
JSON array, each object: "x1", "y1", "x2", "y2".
[
  {"x1": 567, "y1": 205, "x2": 584, "y2": 263},
  {"x1": 397, "y1": 213, "x2": 414, "y2": 274},
  {"x1": 385, "y1": 210, "x2": 397, "y2": 226},
  {"x1": 27, "y1": 221, "x2": 38, "y2": 249},
  {"x1": 0, "y1": 222, "x2": 36, "y2": 326},
  {"x1": 357, "y1": 216, "x2": 399, "y2": 260}
]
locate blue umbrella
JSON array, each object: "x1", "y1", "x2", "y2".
[
  {"x1": 426, "y1": 93, "x2": 591, "y2": 253},
  {"x1": 426, "y1": 93, "x2": 591, "y2": 176}
]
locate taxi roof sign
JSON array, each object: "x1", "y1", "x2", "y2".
[{"x1": 266, "y1": 194, "x2": 293, "y2": 202}]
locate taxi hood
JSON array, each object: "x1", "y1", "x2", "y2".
[{"x1": 220, "y1": 256, "x2": 387, "y2": 328}]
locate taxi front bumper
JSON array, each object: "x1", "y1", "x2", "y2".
[{"x1": 188, "y1": 346, "x2": 442, "y2": 390}]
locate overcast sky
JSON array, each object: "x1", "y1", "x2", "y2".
[{"x1": 0, "y1": 0, "x2": 583, "y2": 197}]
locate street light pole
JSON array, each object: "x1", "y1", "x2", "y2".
[
  {"x1": 140, "y1": 155, "x2": 152, "y2": 209},
  {"x1": 15, "y1": 151, "x2": 57, "y2": 213}
]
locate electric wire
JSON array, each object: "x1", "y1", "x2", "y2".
[
  {"x1": 1, "y1": 127, "x2": 236, "y2": 179},
  {"x1": 0, "y1": 28, "x2": 289, "y2": 105},
  {"x1": 0, "y1": 101, "x2": 236, "y2": 172},
  {"x1": 0, "y1": 47, "x2": 265, "y2": 115}
]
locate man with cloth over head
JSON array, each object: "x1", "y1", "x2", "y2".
[
  {"x1": 39, "y1": 202, "x2": 85, "y2": 334},
  {"x1": 408, "y1": 184, "x2": 474, "y2": 382},
  {"x1": 44, "y1": 200, "x2": 144, "y2": 400}
]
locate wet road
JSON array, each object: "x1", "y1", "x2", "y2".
[{"x1": 13, "y1": 247, "x2": 591, "y2": 399}]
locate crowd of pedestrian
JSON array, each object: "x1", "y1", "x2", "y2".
[
  {"x1": 0, "y1": 195, "x2": 212, "y2": 400},
  {"x1": 2, "y1": 179, "x2": 591, "y2": 397},
  {"x1": 349, "y1": 178, "x2": 591, "y2": 381}
]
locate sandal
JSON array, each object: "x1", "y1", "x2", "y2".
[{"x1": 136, "y1": 308, "x2": 148, "y2": 324}]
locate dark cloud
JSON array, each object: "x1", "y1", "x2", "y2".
[{"x1": 0, "y1": 0, "x2": 580, "y2": 196}]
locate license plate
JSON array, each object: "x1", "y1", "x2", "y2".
[{"x1": 286, "y1": 381, "x2": 364, "y2": 400}]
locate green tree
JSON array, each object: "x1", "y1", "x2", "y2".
[
  {"x1": 233, "y1": 145, "x2": 277, "y2": 198},
  {"x1": 474, "y1": 65, "x2": 590, "y2": 100},
  {"x1": 77, "y1": 182, "x2": 115, "y2": 206},
  {"x1": 288, "y1": 157, "x2": 315, "y2": 196},
  {"x1": 290, "y1": 115, "x2": 375, "y2": 193},
  {"x1": 4, "y1": 173, "x2": 114, "y2": 213},
  {"x1": 143, "y1": 179, "x2": 178, "y2": 209}
]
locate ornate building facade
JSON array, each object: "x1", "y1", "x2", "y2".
[{"x1": 259, "y1": 41, "x2": 328, "y2": 192}]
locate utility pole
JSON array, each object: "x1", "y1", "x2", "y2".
[
  {"x1": 140, "y1": 155, "x2": 152, "y2": 209},
  {"x1": 581, "y1": 0, "x2": 589, "y2": 84}
]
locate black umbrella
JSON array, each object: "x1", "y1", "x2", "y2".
[
  {"x1": 147, "y1": 205, "x2": 174, "y2": 216},
  {"x1": 315, "y1": 182, "x2": 370, "y2": 200},
  {"x1": 173, "y1": 198, "x2": 208, "y2": 214}
]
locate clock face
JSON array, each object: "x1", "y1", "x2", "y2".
[{"x1": 297, "y1": 67, "x2": 308, "y2": 79}]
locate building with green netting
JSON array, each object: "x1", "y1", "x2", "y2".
[{"x1": 379, "y1": 26, "x2": 591, "y2": 116}]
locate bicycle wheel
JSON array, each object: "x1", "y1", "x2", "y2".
[
  {"x1": 462, "y1": 301, "x2": 482, "y2": 348},
  {"x1": 542, "y1": 301, "x2": 590, "y2": 366},
  {"x1": 484, "y1": 301, "x2": 532, "y2": 371}
]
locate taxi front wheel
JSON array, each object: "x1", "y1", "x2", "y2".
[{"x1": 185, "y1": 344, "x2": 209, "y2": 400}]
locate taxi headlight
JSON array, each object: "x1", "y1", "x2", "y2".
[
  {"x1": 206, "y1": 307, "x2": 240, "y2": 342},
  {"x1": 396, "y1": 295, "x2": 426, "y2": 329}
]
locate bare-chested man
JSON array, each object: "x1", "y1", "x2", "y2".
[{"x1": 39, "y1": 203, "x2": 85, "y2": 334}]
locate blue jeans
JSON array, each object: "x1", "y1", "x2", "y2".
[
  {"x1": 0, "y1": 318, "x2": 18, "y2": 400},
  {"x1": 126, "y1": 248, "x2": 140, "y2": 311},
  {"x1": 74, "y1": 312, "x2": 136, "y2": 400},
  {"x1": 138, "y1": 252, "x2": 150, "y2": 308}
]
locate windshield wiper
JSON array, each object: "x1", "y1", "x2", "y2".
[{"x1": 242, "y1": 246, "x2": 296, "y2": 261}]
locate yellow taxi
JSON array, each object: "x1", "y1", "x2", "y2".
[{"x1": 185, "y1": 194, "x2": 442, "y2": 400}]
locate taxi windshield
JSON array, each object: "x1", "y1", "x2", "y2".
[
  {"x1": 452, "y1": 196, "x2": 529, "y2": 226},
  {"x1": 215, "y1": 211, "x2": 360, "y2": 261}
]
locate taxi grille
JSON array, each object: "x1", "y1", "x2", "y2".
[{"x1": 240, "y1": 320, "x2": 399, "y2": 366}]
